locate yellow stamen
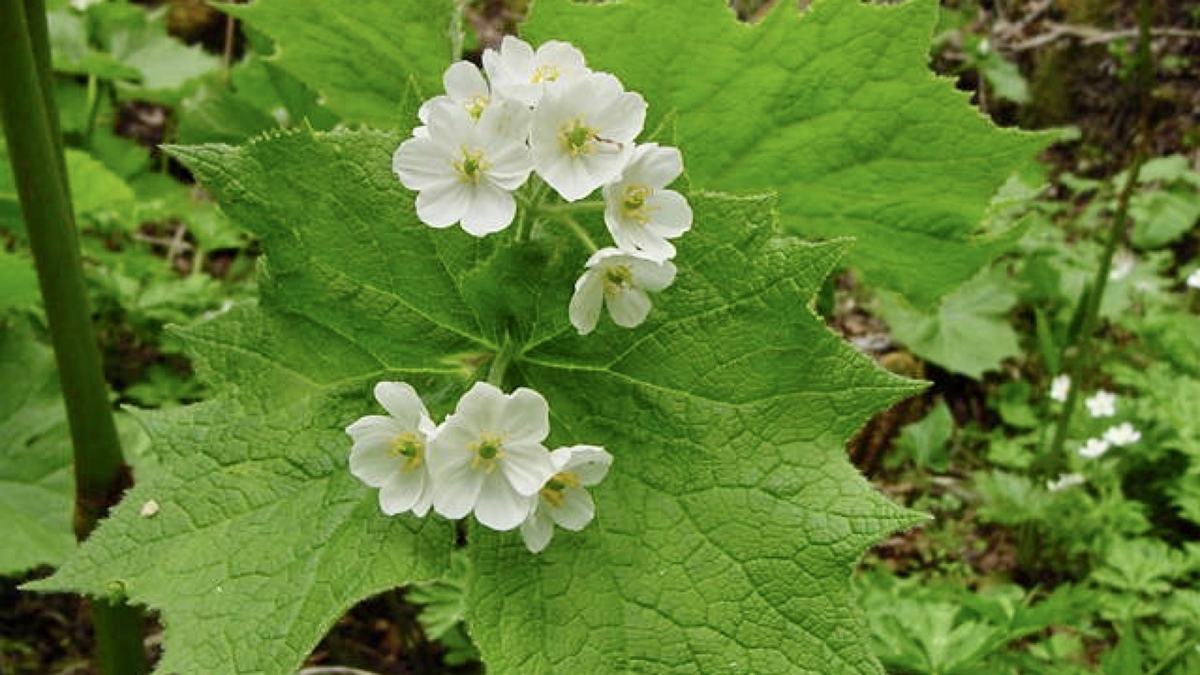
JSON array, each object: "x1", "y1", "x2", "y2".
[
  {"x1": 531, "y1": 64, "x2": 562, "y2": 83},
  {"x1": 389, "y1": 432, "x2": 425, "y2": 473},
  {"x1": 622, "y1": 184, "x2": 655, "y2": 224},
  {"x1": 469, "y1": 434, "x2": 506, "y2": 474},
  {"x1": 602, "y1": 264, "x2": 634, "y2": 296},
  {"x1": 540, "y1": 471, "x2": 581, "y2": 508},
  {"x1": 559, "y1": 116, "x2": 598, "y2": 157},
  {"x1": 453, "y1": 147, "x2": 490, "y2": 185}
]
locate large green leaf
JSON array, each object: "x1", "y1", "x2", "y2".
[
  {"x1": 0, "y1": 320, "x2": 75, "y2": 575},
  {"x1": 522, "y1": 0, "x2": 1051, "y2": 308},
  {"x1": 35, "y1": 129, "x2": 921, "y2": 673},
  {"x1": 223, "y1": 0, "x2": 456, "y2": 129}
]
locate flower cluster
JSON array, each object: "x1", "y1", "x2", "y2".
[
  {"x1": 391, "y1": 36, "x2": 692, "y2": 334},
  {"x1": 347, "y1": 381, "x2": 612, "y2": 553}
]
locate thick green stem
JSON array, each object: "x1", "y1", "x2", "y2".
[
  {"x1": 560, "y1": 213, "x2": 599, "y2": 253},
  {"x1": 0, "y1": 1, "x2": 147, "y2": 672},
  {"x1": 487, "y1": 331, "x2": 518, "y2": 389},
  {"x1": 1044, "y1": 0, "x2": 1153, "y2": 473}
]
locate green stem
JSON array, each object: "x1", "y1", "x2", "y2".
[
  {"x1": 536, "y1": 200, "x2": 606, "y2": 215},
  {"x1": 487, "y1": 332, "x2": 518, "y2": 389},
  {"x1": 560, "y1": 213, "x2": 599, "y2": 253},
  {"x1": 0, "y1": 2, "x2": 147, "y2": 673},
  {"x1": 1044, "y1": 0, "x2": 1153, "y2": 473}
]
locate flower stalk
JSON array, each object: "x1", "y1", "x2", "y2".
[{"x1": 0, "y1": 1, "x2": 147, "y2": 672}]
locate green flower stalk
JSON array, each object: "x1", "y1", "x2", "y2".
[{"x1": 0, "y1": 0, "x2": 147, "y2": 672}]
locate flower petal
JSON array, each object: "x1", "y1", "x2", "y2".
[
  {"x1": 443, "y1": 60, "x2": 487, "y2": 101},
  {"x1": 519, "y1": 505, "x2": 555, "y2": 553},
  {"x1": 505, "y1": 388, "x2": 551, "y2": 444},
  {"x1": 460, "y1": 184, "x2": 516, "y2": 237},
  {"x1": 551, "y1": 489, "x2": 595, "y2": 531},
  {"x1": 378, "y1": 470, "x2": 427, "y2": 516},
  {"x1": 569, "y1": 269, "x2": 604, "y2": 334},
  {"x1": 474, "y1": 474, "x2": 535, "y2": 531},
  {"x1": 415, "y1": 182, "x2": 469, "y2": 228},
  {"x1": 560, "y1": 445, "x2": 613, "y2": 486},
  {"x1": 431, "y1": 461, "x2": 484, "y2": 520},
  {"x1": 606, "y1": 287, "x2": 653, "y2": 328},
  {"x1": 373, "y1": 382, "x2": 428, "y2": 430},
  {"x1": 632, "y1": 258, "x2": 677, "y2": 292},
  {"x1": 500, "y1": 442, "x2": 555, "y2": 496}
]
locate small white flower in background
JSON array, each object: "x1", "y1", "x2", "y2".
[
  {"x1": 1085, "y1": 390, "x2": 1117, "y2": 418},
  {"x1": 1188, "y1": 269, "x2": 1200, "y2": 289},
  {"x1": 1049, "y1": 374, "x2": 1071, "y2": 403},
  {"x1": 419, "y1": 61, "x2": 494, "y2": 124},
  {"x1": 139, "y1": 500, "x2": 160, "y2": 518},
  {"x1": 393, "y1": 102, "x2": 533, "y2": 235},
  {"x1": 1103, "y1": 422, "x2": 1142, "y2": 446},
  {"x1": 1046, "y1": 473, "x2": 1085, "y2": 492},
  {"x1": 531, "y1": 72, "x2": 646, "y2": 201},
  {"x1": 520, "y1": 445, "x2": 613, "y2": 553},
  {"x1": 570, "y1": 248, "x2": 677, "y2": 334},
  {"x1": 483, "y1": 35, "x2": 591, "y2": 106},
  {"x1": 602, "y1": 143, "x2": 693, "y2": 261},
  {"x1": 1109, "y1": 250, "x2": 1135, "y2": 281},
  {"x1": 1078, "y1": 437, "x2": 1111, "y2": 459},
  {"x1": 427, "y1": 382, "x2": 557, "y2": 531},
  {"x1": 347, "y1": 382, "x2": 438, "y2": 517}
]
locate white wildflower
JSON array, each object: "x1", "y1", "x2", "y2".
[
  {"x1": 602, "y1": 143, "x2": 692, "y2": 261},
  {"x1": 392, "y1": 101, "x2": 533, "y2": 236},
  {"x1": 1084, "y1": 390, "x2": 1117, "y2": 418},
  {"x1": 1103, "y1": 422, "x2": 1142, "y2": 446},
  {"x1": 347, "y1": 382, "x2": 438, "y2": 517},
  {"x1": 569, "y1": 247, "x2": 676, "y2": 334},
  {"x1": 419, "y1": 60, "x2": 494, "y2": 124},
  {"x1": 1078, "y1": 437, "x2": 1111, "y2": 459},
  {"x1": 1109, "y1": 250, "x2": 1134, "y2": 281},
  {"x1": 530, "y1": 72, "x2": 646, "y2": 201},
  {"x1": 1046, "y1": 473, "x2": 1085, "y2": 492},
  {"x1": 1049, "y1": 374, "x2": 1070, "y2": 403},
  {"x1": 1188, "y1": 269, "x2": 1200, "y2": 289},
  {"x1": 520, "y1": 445, "x2": 613, "y2": 553},
  {"x1": 426, "y1": 382, "x2": 556, "y2": 531},
  {"x1": 482, "y1": 35, "x2": 590, "y2": 106}
]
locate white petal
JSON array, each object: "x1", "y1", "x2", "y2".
[
  {"x1": 569, "y1": 268, "x2": 604, "y2": 334},
  {"x1": 415, "y1": 182, "x2": 469, "y2": 228},
  {"x1": 504, "y1": 388, "x2": 551, "y2": 443},
  {"x1": 348, "y1": 422, "x2": 402, "y2": 487},
  {"x1": 373, "y1": 382, "x2": 428, "y2": 429},
  {"x1": 425, "y1": 422, "x2": 477, "y2": 474},
  {"x1": 519, "y1": 505, "x2": 555, "y2": 553},
  {"x1": 392, "y1": 138, "x2": 453, "y2": 191},
  {"x1": 629, "y1": 144, "x2": 683, "y2": 186},
  {"x1": 474, "y1": 474, "x2": 535, "y2": 531},
  {"x1": 606, "y1": 287, "x2": 653, "y2": 328},
  {"x1": 551, "y1": 489, "x2": 595, "y2": 531},
  {"x1": 561, "y1": 445, "x2": 613, "y2": 486},
  {"x1": 431, "y1": 461, "x2": 484, "y2": 520},
  {"x1": 443, "y1": 60, "x2": 487, "y2": 101},
  {"x1": 647, "y1": 190, "x2": 693, "y2": 236},
  {"x1": 500, "y1": 442, "x2": 555, "y2": 496},
  {"x1": 480, "y1": 99, "x2": 533, "y2": 145},
  {"x1": 631, "y1": 257, "x2": 677, "y2": 292},
  {"x1": 378, "y1": 470, "x2": 427, "y2": 516},
  {"x1": 455, "y1": 382, "x2": 507, "y2": 433},
  {"x1": 460, "y1": 184, "x2": 516, "y2": 236}
]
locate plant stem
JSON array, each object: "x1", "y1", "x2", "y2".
[
  {"x1": 487, "y1": 331, "x2": 518, "y2": 389},
  {"x1": 1044, "y1": 0, "x2": 1153, "y2": 473},
  {"x1": 537, "y1": 200, "x2": 607, "y2": 215},
  {"x1": 0, "y1": 1, "x2": 147, "y2": 672},
  {"x1": 560, "y1": 213, "x2": 599, "y2": 253}
]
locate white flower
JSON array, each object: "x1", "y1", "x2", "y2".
[
  {"x1": 1084, "y1": 390, "x2": 1117, "y2": 418},
  {"x1": 482, "y1": 35, "x2": 590, "y2": 106},
  {"x1": 1109, "y1": 250, "x2": 1134, "y2": 281},
  {"x1": 1046, "y1": 473, "x2": 1085, "y2": 492},
  {"x1": 520, "y1": 445, "x2": 613, "y2": 553},
  {"x1": 1049, "y1": 374, "x2": 1071, "y2": 403},
  {"x1": 601, "y1": 143, "x2": 693, "y2": 261},
  {"x1": 426, "y1": 382, "x2": 556, "y2": 531},
  {"x1": 569, "y1": 248, "x2": 676, "y2": 334},
  {"x1": 1103, "y1": 422, "x2": 1142, "y2": 446},
  {"x1": 392, "y1": 101, "x2": 533, "y2": 236},
  {"x1": 530, "y1": 72, "x2": 646, "y2": 201},
  {"x1": 1188, "y1": 269, "x2": 1200, "y2": 289},
  {"x1": 347, "y1": 382, "x2": 438, "y2": 517},
  {"x1": 1078, "y1": 437, "x2": 1111, "y2": 459},
  {"x1": 419, "y1": 60, "x2": 494, "y2": 124}
]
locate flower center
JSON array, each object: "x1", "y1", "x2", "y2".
[
  {"x1": 621, "y1": 185, "x2": 655, "y2": 224},
  {"x1": 531, "y1": 64, "x2": 561, "y2": 83},
  {"x1": 469, "y1": 434, "x2": 506, "y2": 473},
  {"x1": 540, "y1": 471, "x2": 581, "y2": 508},
  {"x1": 602, "y1": 264, "x2": 634, "y2": 296},
  {"x1": 463, "y1": 95, "x2": 490, "y2": 120},
  {"x1": 389, "y1": 432, "x2": 425, "y2": 473},
  {"x1": 454, "y1": 147, "x2": 490, "y2": 185},
  {"x1": 559, "y1": 116, "x2": 598, "y2": 157}
]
